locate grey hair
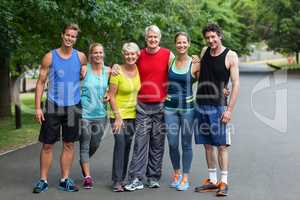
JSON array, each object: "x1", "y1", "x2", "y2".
[
  {"x1": 122, "y1": 42, "x2": 140, "y2": 54},
  {"x1": 144, "y1": 25, "x2": 161, "y2": 40}
]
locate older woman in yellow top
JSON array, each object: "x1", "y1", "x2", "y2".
[{"x1": 108, "y1": 42, "x2": 141, "y2": 192}]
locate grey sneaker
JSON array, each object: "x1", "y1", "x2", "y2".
[
  {"x1": 147, "y1": 179, "x2": 160, "y2": 188},
  {"x1": 124, "y1": 178, "x2": 144, "y2": 191}
]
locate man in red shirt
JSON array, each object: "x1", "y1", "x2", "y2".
[{"x1": 124, "y1": 25, "x2": 174, "y2": 191}]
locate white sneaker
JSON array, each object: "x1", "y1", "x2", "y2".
[{"x1": 124, "y1": 178, "x2": 144, "y2": 191}]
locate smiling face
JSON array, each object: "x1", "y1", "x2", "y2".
[
  {"x1": 123, "y1": 50, "x2": 139, "y2": 65},
  {"x1": 204, "y1": 31, "x2": 222, "y2": 50},
  {"x1": 90, "y1": 45, "x2": 104, "y2": 64},
  {"x1": 175, "y1": 35, "x2": 190, "y2": 55},
  {"x1": 145, "y1": 30, "x2": 160, "y2": 50},
  {"x1": 61, "y1": 28, "x2": 78, "y2": 48}
]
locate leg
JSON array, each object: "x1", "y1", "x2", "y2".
[
  {"x1": 165, "y1": 109, "x2": 181, "y2": 172},
  {"x1": 112, "y1": 120, "x2": 127, "y2": 183},
  {"x1": 218, "y1": 145, "x2": 229, "y2": 183},
  {"x1": 60, "y1": 142, "x2": 75, "y2": 179},
  {"x1": 127, "y1": 103, "x2": 152, "y2": 181},
  {"x1": 38, "y1": 100, "x2": 61, "y2": 180},
  {"x1": 79, "y1": 119, "x2": 92, "y2": 177},
  {"x1": 174, "y1": 111, "x2": 194, "y2": 191},
  {"x1": 218, "y1": 145, "x2": 229, "y2": 171},
  {"x1": 89, "y1": 119, "x2": 106, "y2": 157},
  {"x1": 216, "y1": 145, "x2": 229, "y2": 196},
  {"x1": 180, "y1": 110, "x2": 194, "y2": 175},
  {"x1": 60, "y1": 103, "x2": 80, "y2": 179},
  {"x1": 204, "y1": 144, "x2": 217, "y2": 169},
  {"x1": 122, "y1": 119, "x2": 135, "y2": 181},
  {"x1": 40, "y1": 144, "x2": 54, "y2": 180},
  {"x1": 147, "y1": 103, "x2": 166, "y2": 181}
]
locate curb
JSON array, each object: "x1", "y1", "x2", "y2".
[{"x1": 0, "y1": 142, "x2": 38, "y2": 157}]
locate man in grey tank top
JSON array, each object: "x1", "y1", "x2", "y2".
[
  {"x1": 33, "y1": 23, "x2": 87, "y2": 193},
  {"x1": 194, "y1": 23, "x2": 240, "y2": 197}
]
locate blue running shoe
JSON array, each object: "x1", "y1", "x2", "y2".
[
  {"x1": 176, "y1": 179, "x2": 190, "y2": 191},
  {"x1": 170, "y1": 174, "x2": 182, "y2": 188},
  {"x1": 33, "y1": 179, "x2": 48, "y2": 193},
  {"x1": 58, "y1": 178, "x2": 79, "y2": 192}
]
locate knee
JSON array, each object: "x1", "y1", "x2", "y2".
[
  {"x1": 63, "y1": 142, "x2": 74, "y2": 152},
  {"x1": 168, "y1": 140, "x2": 178, "y2": 150},
  {"x1": 90, "y1": 144, "x2": 99, "y2": 153},
  {"x1": 42, "y1": 144, "x2": 54, "y2": 153},
  {"x1": 218, "y1": 145, "x2": 228, "y2": 153},
  {"x1": 204, "y1": 144, "x2": 214, "y2": 153},
  {"x1": 182, "y1": 141, "x2": 192, "y2": 151}
]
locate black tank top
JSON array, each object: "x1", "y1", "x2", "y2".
[{"x1": 196, "y1": 47, "x2": 230, "y2": 106}]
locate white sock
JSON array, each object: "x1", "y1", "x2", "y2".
[
  {"x1": 208, "y1": 168, "x2": 217, "y2": 184},
  {"x1": 60, "y1": 178, "x2": 67, "y2": 182},
  {"x1": 220, "y1": 171, "x2": 228, "y2": 184},
  {"x1": 41, "y1": 179, "x2": 47, "y2": 183}
]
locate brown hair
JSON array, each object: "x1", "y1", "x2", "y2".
[
  {"x1": 202, "y1": 23, "x2": 223, "y2": 38},
  {"x1": 62, "y1": 23, "x2": 81, "y2": 34},
  {"x1": 174, "y1": 32, "x2": 190, "y2": 43}
]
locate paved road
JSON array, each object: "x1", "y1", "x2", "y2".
[{"x1": 1, "y1": 68, "x2": 299, "y2": 200}]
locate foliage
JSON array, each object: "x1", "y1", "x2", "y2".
[
  {"x1": 1, "y1": 0, "x2": 260, "y2": 71},
  {"x1": 256, "y1": 0, "x2": 300, "y2": 62},
  {"x1": 0, "y1": 0, "x2": 260, "y2": 118}
]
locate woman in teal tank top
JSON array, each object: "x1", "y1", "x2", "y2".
[{"x1": 79, "y1": 43, "x2": 111, "y2": 189}]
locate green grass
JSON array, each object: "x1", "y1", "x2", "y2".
[{"x1": 0, "y1": 93, "x2": 40, "y2": 154}]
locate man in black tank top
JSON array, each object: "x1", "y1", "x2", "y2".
[{"x1": 194, "y1": 23, "x2": 240, "y2": 197}]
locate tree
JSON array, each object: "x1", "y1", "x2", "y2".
[
  {"x1": 0, "y1": 0, "x2": 259, "y2": 119},
  {"x1": 256, "y1": 0, "x2": 300, "y2": 63}
]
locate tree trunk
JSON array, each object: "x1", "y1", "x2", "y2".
[
  {"x1": 22, "y1": 77, "x2": 27, "y2": 93},
  {"x1": 296, "y1": 52, "x2": 299, "y2": 64},
  {"x1": 0, "y1": 53, "x2": 12, "y2": 118},
  {"x1": 12, "y1": 63, "x2": 22, "y2": 129}
]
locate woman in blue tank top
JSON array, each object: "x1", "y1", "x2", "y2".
[
  {"x1": 165, "y1": 32, "x2": 200, "y2": 191},
  {"x1": 79, "y1": 43, "x2": 110, "y2": 189}
]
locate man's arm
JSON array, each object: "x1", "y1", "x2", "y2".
[
  {"x1": 168, "y1": 51, "x2": 175, "y2": 67},
  {"x1": 192, "y1": 47, "x2": 207, "y2": 79},
  {"x1": 222, "y1": 51, "x2": 239, "y2": 123},
  {"x1": 78, "y1": 51, "x2": 87, "y2": 80},
  {"x1": 35, "y1": 52, "x2": 51, "y2": 124}
]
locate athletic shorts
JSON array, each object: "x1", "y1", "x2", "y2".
[
  {"x1": 39, "y1": 100, "x2": 81, "y2": 144},
  {"x1": 194, "y1": 105, "x2": 231, "y2": 146}
]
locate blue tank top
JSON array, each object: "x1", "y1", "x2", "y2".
[
  {"x1": 165, "y1": 57, "x2": 195, "y2": 109},
  {"x1": 47, "y1": 49, "x2": 81, "y2": 106},
  {"x1": 81, "y1": 64, "x2": 109, "y2": 119}
]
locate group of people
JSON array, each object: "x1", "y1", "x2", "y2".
[{"x1": 33, "y1": 22, "x2": 239, "y2": 197}]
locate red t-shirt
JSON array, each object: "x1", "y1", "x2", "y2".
[{"x1": 137, "y1": 47, "x2": 170, "y2": 102}]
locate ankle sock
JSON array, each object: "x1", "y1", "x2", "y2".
[
  {"x1": 208, "y1": 168, "x2": 217, "y2": 184},
  {"x1": 220, "y1": 171, "x2": 228, "y2": 184}
]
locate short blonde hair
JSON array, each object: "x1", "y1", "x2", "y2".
[
  {"x1": 122, "y1": 42, "x2": 140, "y2": 55},
  {"x1": 144, "y1": 25, "x2": 161, "y2": 40}
]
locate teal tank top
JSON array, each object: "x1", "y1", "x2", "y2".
[{"x1": 81, "y1": 64, "x2": 109, "y2": 119}]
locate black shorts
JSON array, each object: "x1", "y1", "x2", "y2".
[{"x1": 39, "y1": 100, "x2": 82, "y2": 144}]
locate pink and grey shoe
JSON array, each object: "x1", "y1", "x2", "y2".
[{"x1": 83, "y1": 176, "x2": 93, "y2": 189}]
